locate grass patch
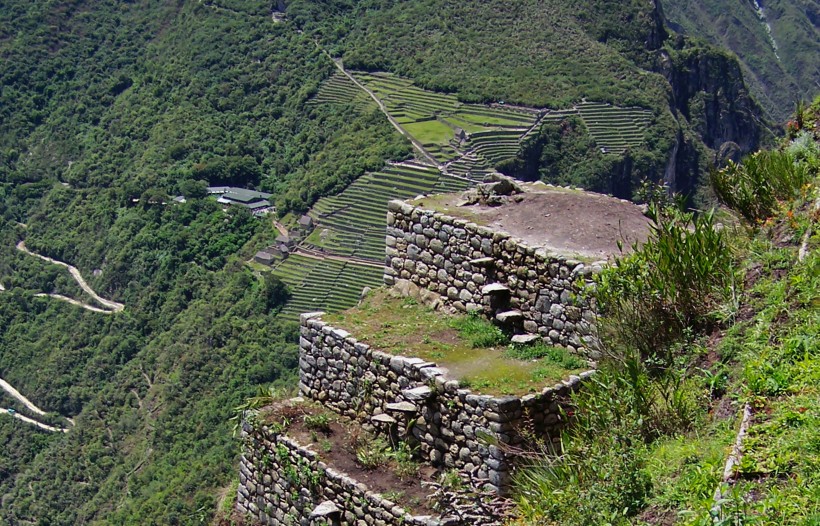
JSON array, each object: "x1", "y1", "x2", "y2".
[
  {"x1": 403, "y1": 120, "x2": 455, "y2": 145},
  {"x1": 323, "y1": 288, "x2": 585, "y2": 395}
]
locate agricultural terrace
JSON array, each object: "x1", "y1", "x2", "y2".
[
  {"x1": 349, "y1": 71, "x2": 540, "y2": 171},
  {"x1": 306, "y1": 162, "x2": 470, "y2": 261},
  {"x1": 271, "y1": 253, "x2": 385, "y2": 319},
  {"x1": 307, "y1": 72, "x2": 374, "y2": 111},
  {"x1": 542, "y1": 102, "x2": 653, "y2": 153}
]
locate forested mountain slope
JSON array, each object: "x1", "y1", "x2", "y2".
[
  {"x1": 661, "y1": 0, "x2": 819, "y2": 121},
  {"x1": 0, "y1": 0, "x2": 786, "y2": 523}
]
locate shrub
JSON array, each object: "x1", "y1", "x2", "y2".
[
  {"x1": 710, "y1": 149, "x2": 811, "y2": 223},
  {"x1": 450, "y1": 312, "x2": 507, "y2": 347},
  {"x1": 355, "y1": 437, "x2": 390, "y2": 470},
  {"x1": 302, "y1": 412, "x2": 332, "y2": 432},
  {"x1": 594, "y1": 202, "x2": 736, "y2": 361}
]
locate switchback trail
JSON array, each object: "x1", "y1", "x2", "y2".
[
  {"x1": 0, "y1": 378, "x2": 73, "y2": 433},
  {"x1": 34, "y1": 293, "x2": 115, "y2": 314},
  {"x1": 2, "y1": 411, "x2": 68, "y2": 433},
  {"x1": 16, "y1": 241, "x2": 124, "y2": 312}
]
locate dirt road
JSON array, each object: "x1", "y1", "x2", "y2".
[{"x1": 16, "y1": 241, "x2": 124, "y2": 312}]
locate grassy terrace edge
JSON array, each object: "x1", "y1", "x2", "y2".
[{"x1": 321, "y1": 288, "x2": 589, "y2": 396}]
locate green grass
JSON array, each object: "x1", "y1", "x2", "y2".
[
  {"x1": 403, "y1": 120, "x2": 456, "y2": 144},
  {"x1": 323, "y1": 288, "x2": 585, "y2": 395}
]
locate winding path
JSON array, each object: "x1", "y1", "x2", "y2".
[
  {"x1": 323, "y1": 52, "x2": 442, "y2": 169},
  {"x1": 0, "y1": 378, "x2": 71, "y2": 433},
  {"x1": 16, "y1": 241, "x2": 124, "y2": 313}
]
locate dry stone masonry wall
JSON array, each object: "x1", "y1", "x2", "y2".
[
  {"x1": 384, "y1": 200, "x2": 602, "y2": 356},
  {"x1": 298, "y1": 313, "x2": 592, "y2": 495},
  {"x1": 237, "y1": 421, "x2": 441, "y2": 526}
]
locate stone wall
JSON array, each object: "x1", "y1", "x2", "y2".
[
  {"x1": 299, "y1": 313, "x2": 593, "y2": 494},
  {"x1": 384, "y1": 200, "x2": 601, "y2": 356},
  {"x1": 237, "y1": 421, "x2": 440, "y2": 526}
]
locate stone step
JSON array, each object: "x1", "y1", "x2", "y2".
[
  {"x1": 511, "y1": 333, "x2": 540, "y2": 345},
  {"x1": 481, "y1": 283, "x2": 510, "y2": 295},
  {"x1": 469, "y1": 257, "x2": 495, "y2": 267},
  {"x1": 495, "y1": 310, "x2": 523, "y2": 323},
  {"x1": 385, "y1": 401, "x2": 418, "y2": 413},
  {"x1": 371, "y1": 414, "x2": 397, "y2": 425},
  {"x1": 310, "y1": 501, "x2": 341, "y2": 520},
  {"x1": 402, "y1": 386, "x2": 433, "y2": 402}
]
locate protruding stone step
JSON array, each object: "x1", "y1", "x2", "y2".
[
  {"x1": 469, "y1": 257, "x2": 495, "y2": 267},
  {"x1": 511, "y1": 334, "x2": 540, "y2": 345},
  {"x1": 496, "y1": 310, "x2": 523, "y2": 323},
  {"x1": 402, "y1": 386, "x2": 433, "y2": 402},
  {"x1": 385, "y1": 401, "x2": 418, "y2": 413},
  {"x1": 481, "y1": 283, "x2": 510, "y2": 295},
  {"x1": 371, "y1": 414, "x2": 397, "y2": 425},
  {"x1": 310, "y1": 501, "x2": 341, "y2": 520}
]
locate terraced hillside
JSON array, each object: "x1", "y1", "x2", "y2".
[
  {"x1": 540, "y1": 103, "x2": 653, "y2": 154},
  {"x1": 286, "y1": 72, "x2": 655, "y2": 318},
  {"x1": 268, "y1": 160, "x2": 472, "y2": 318},
  {"x1": 272, "y1": 253, "x2": 385, "y2": 319},
  {"x1": 306, "y1": 162, "x2": 470, "y2": 260},
  {"x1": 307, "y1": 72, "x2": 374, "y2": 110},
  {"x1": 348, "y1": 71, "x2": 541, "y2": 172}
]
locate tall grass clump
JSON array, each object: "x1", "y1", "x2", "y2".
[
  {"x1": 710, "y1": 149, "x2": 811, "y2": 223},
  {"x1": 450, "y1": 312, "x2": 506, "y2": 347},
  {"x1": 595, "y1": 202, "x2": 736, "y2": 361}
]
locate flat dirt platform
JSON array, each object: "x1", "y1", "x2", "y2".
[{"x1": 417, "y1": 183, "x2": 652, "y2": 261}]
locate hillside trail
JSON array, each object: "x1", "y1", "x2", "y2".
[
  {"x1": 34, "y1": 293, "x2": 115, "y2": 314},
  {"x1": 322, "y1": 51, "x2": 442, "y2": 169},
  {"x1": 2, "y1": 411, "x2": 68, "y2": 433},
  {"x1": 0, "y1": 378, "x2": 73, "y2": 433},
  {"x1": 16, "y1": 241, "x2": 124, "y2": 313}
]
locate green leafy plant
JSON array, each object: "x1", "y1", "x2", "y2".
[
  {"x1": 450, "y1": 312, "x2": 507, "y2": 348},
  {"x1": 355, "y1": 437, "x2": 391, "y2": 470},
  {"x1": 302, "y1": 412, "x2": 332, "y2": 432},
  {"x1": 711, "y1": 150, "x2": 811, "y2": 223},
  {"x1": 594, "y1": 201, "x2": 736, "y2": 361}
]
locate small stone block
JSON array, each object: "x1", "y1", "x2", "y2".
[
  {"x1": 371, "y1": 414, "x2": 397, "y2": 424},
  {"x1": 469, "y1": 257, "x2": 495, "y2": 266},
  {"x1": 481, "y1": 283, "x2": 510, "y2": 294},
  {"x1": 511, "y1": 334, "x2": 540, "y2": 344},
  {"x1": 402, "y1": 386, "x2": 433, "y2": 401},
  {"x1": 385, "y1": 402, "x2": 418, "y2": 413},
  {"x1": 496, "y1": 310, "x2": 523, "y2": 323},
  {"x1": 310, "y1": 500, "x2": 341, "y2": 519}
]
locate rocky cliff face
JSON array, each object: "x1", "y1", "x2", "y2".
[{"x1": 658, "y1": 43, "x2": 765, "y2": 153}]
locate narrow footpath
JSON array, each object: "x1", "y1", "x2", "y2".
[
  {"x1": 16, "y1": 241, "x2": 124, "y2": 313},
  {"x1": 322, "y1": 51, "x2": 442, "y2": 169}
]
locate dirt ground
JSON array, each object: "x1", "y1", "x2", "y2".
[
  {"x1": 417, "y1": 183, "x2": 652, "y2": 261},
  {"x1": 263, "y1": 401, "x2": 438, "y2": 515}
]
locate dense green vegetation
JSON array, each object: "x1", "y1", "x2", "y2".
[
  {"x1": 513, "y1": 97, "x2": 820, "y2": 525},
  {"x1": 661, "y1": 0, "x2": 820, "y2": 121},
  {"x1": 0, "y1": 0, "x2": 410, "y2": 523}
]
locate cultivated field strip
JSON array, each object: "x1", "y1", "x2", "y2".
[
  {"x1": 307, "y1": 72, "x2": 373, "y2": 110},
  {"x1": 347, "y1": 71, "x2": 540, "y2": 170},
  {"x1": 273, "y1": 254, "x2": 385, "y2": 319},
  {"x1": 540, "y1": 103, "x2": 652, "y2": 153},
  {"x1": 307, "y1": 163, "x2": 469, "y2": 261}
]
